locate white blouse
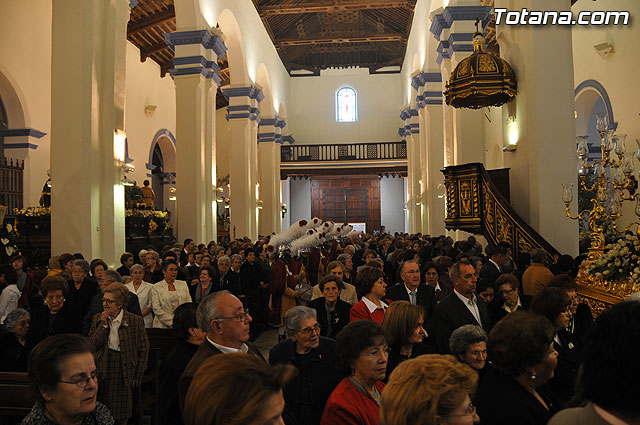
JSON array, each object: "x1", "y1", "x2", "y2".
[
  {"x1": 150, "y1": 279, "x2": 192, "y2": 328},
  {"x1": 125, "y1": 281, "x2": 154, "y2": 328}
]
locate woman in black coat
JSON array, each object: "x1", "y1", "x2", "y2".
[
  {"x1": 26, "y1": 276, "x2": 75, "y2": 352},
  {"x1": 0, "y1": 308, "x2": 30, "y2": 371},
  {"x1": 476, "y1": 311, "x2": 559, "y2": 425},
  {"x1": 530, "y1": 287, "x2": 580, "y2": 406},
  {"x1": 269, "y1": 306, "x2": 341, "y2": 425}
]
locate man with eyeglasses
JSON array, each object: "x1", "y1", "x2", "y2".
[
  {"x1": 179, "y1": 290, "x2": 265, "y2": 408},
  {"x1": 385, "y1": 260, "x2": 436, "y2": 322}
]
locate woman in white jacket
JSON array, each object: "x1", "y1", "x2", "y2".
[{"x1": 150, "y1": 260, "x2": 191, "y2": 328}]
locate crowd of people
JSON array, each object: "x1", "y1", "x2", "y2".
[{"x1": 1, "y1": 232, "x2": 639, "y2": 425}]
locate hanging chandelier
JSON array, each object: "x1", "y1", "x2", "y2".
[{"x1": 444, "y1": 27, "x2": 517, "y2": 109}]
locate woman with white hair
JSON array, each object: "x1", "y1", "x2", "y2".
[
  {"x1": 0, "y1": 308, "x2": 30, "y2": 371},
  {"x1": 269, "y1": 306, "x2": 341, "y2": 425}
]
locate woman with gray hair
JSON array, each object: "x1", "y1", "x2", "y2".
[
  {"x1": 67, "y1": 259, "x2": 100, "y2": 334},
  {"x1": 449, "y1": 324, "x2": 490, "y2": 379},
  {"x1": 0, "y1": 307, "x2": 30, "y2": 371},
  {"x1": 269, "y1": 306, "x2": 341, "y2": 425}
]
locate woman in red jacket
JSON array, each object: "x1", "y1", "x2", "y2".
[
  {"x1": 350, "y1": 266, "x2": 388, "y2": 325},
  {"x1": 321, "y1": 320, "x2": 388, "y2": 425}
]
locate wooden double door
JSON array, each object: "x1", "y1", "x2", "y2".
[{"x1": 310, "y1": 175, "x2": 381, "y2": 232}]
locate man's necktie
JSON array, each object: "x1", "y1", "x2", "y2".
[{"x1": 410, "y1": 291, "x2": 417, "y2": 306}]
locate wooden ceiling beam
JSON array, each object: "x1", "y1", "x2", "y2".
[
  {"x1": 139, "y1": 40, "x2": 170, "y2": 61},
  {"x1": 128, "y1": 5, "x2": 175, "y2": 36},
  {"x1": 260, "y1": 1, "x2": 415, "y2": 16},
  {"x1": 277, "y1": 33, "x2": 406, "y2": 47}
]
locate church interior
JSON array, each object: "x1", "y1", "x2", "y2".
[{"x1": 1, "y1": 0, "x2": 640, "y2": 423}]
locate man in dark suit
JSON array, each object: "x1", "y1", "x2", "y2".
[
  {"x1": 433, "y1": 260, "x2": 490, "y2": 354},
  {"x1": 180, "y1": 238, "x2": 194, "y2": 267},
  {"x1": 179, "y1": 290, "x2": 265, "y2": 408},
  {"x1": 479, "y1": 244, "x2": 508, "y2": 284},
  {"x1": 217, "y1": 255, "x2": 242, "y2": 297},
  {"x1": 385, "y1": 260, "x2": 436, "y2": 322}
]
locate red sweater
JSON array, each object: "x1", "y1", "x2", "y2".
[
  {"x1": 320, "y1": 377, "x2": 385, "y2": 425},
  {"x1": 350, "y1": 299, "x2": 386, "y2": 325}
]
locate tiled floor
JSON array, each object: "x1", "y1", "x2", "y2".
[{"x1": 253, "y1": 329, "x2": 279, "y2": 361}]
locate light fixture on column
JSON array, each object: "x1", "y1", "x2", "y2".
[
  {"x1": 503, "y1": 116, "x2": 518, "y2": 152},
  {"x1": 281, "y1": 203, "x2": 287, "y2": 218},
  {"x1": 169, "y1": 187, "x2": 176, "y2": 201},
  {"x1": 144, "y1": 105, "x2": 157, "y2": 117},
  {"x1": 114, "y1": 129, "x2": 135, "y2": 184}
]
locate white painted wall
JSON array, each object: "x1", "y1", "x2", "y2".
[
  {"x1": 290, "y1": 178, "x2": 311, "y2": 223},
  {"x1": 380, "y1": 176, "x2": 406, "y2": 233},
  {"x1": 0, "y1": 0, "x2": 52, "y2": 207},
  {"x1": 572, "y1": 0, "x2": 640, "y2": 230},
  {"x1": 289, "y1": 68, "x2": 403, "y2": 145}
]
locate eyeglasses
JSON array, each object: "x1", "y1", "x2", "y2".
[
  {"x1": 45, "y1": 294, "x2": 64, "y2": 302},
  {"x1": 468, "y1": 349, "x2": 487, "y2": 357},
  {"x1": 364, "y1": 346, "x2": 392, "y2": 358},
  {"x1": 216, "y1": 309, "x2": 250, "y2": 322},
  {"x1": 59, "y1": 371, "x2": 98, "y2": 388},
  {"x1": 101, "y1": 298, "x2": 117, "y2": 304},
  {"x1": 500, "y1": 288, "x2": 515, "y2": 296},
  {"x1": 297, "y1": 323, "x2": 321, "y2": 336},
  {"x1": 448, "y1": 403, "x2": 477, "y2": 417}
]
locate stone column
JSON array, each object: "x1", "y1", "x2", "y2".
[
  {"x1": 257, "y1": 116, "x2": 285, "y2": 236},
  {"x1": 414, "y1": 72, "x2": 446, "y2": 236},
  {"x1": 221, "y1": 86, "x2": 263, "y2": 241},
  {"x1": 430, "y1": 2, "x2": 493, "y2": 166},
  {"x1": 401, "y1": 108, "x2": 421, "y2": 233},
  {"x1": 50, "y1": 0, "x2": 132, "y2": 265},
  {"x1": 165, "y1": 30, "x2": 226, "y2": 244},
  {"x1": 495, "y1": 0, "x2": 578, "y2": 255}
]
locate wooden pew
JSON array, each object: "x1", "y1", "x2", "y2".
[{"x1": 0, "y1": 372, "x2": 37, "y2": 423}]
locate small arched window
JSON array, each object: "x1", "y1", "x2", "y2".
[{"x1": 336, "y1": 87, "x2": 357, "y2": 122}]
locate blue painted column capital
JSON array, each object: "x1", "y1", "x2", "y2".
[
  {"x1": 429, "y1": 5, "x2": 493, "y2": 65},
  {"x1": 165, "y1": 30, "x2": 227, "y2": 84},
  {"x1": 221, "y1": 86, "x2": 264, "y2": 122}
]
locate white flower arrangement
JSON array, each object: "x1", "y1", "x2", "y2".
[{"x1": 586, "y1": 233, "x2": 640, "y2": 287}]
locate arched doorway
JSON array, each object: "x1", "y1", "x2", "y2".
[{"x1": 148, "y1": 129, "x2": 177, "y2": 226}]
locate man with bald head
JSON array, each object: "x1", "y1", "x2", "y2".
[{"x1": 178, "y1": 290, "x2": 264, "y2": 407}]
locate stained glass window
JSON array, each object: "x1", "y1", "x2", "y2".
[{"x1": 336, "y1": 87, "x2": 357, "y2": 122}]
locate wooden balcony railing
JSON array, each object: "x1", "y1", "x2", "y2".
[
  {"x1": 281, "y1": 141, "x2": 407, "y2": 162},
  {"x1": 0, "y1": 156, "x2": 24, "y2": 220}
]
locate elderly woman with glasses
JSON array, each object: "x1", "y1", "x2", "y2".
[
  {"x1": 27, "y1": 276, "x2": 74, "y2": 352},
  {"x1": 492, "y1": 274, "x2": 532, "y2": 327},
  {"x1": 0, "y1": 308, "x2": 30, "y2": 371},
  {"x1": 380, "y1": 354, "x2": 479, "y2": 425},
  {"x1": 530, "y1": 287, "x2": 579, "y2": 406},
  {"x1": 449, "y1": 325, "x2": 490, "y2": 381},
  {"x1": 89, "y1": 282, "x2": 149, "y2": 425},
  {"x1": 269, "y1": 306, "x2": 342, "y2": 425},
  {"x1": 67, "y1": 259, "x2": 100, "y2": 334},
  {"x1": 22, "y1": 334, "x2": 114, "y2": 425},
  {"x1": 321, "y1": 320, "x2": 389, "y2": 425}
]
